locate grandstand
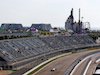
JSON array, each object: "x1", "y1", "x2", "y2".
[{"x1": 0, "y1": 35, "x2": 98, "y2": 71}]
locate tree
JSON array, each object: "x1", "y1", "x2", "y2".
[
  {"x1": 10, "y1": 35, "x2": 17, "y2": 39},
  {"x1": 4, "y1": 35, "x2": 9, "y2": 39},
  {"x1": 0, "y1": 36, "x2": 5, "y2": 40}
]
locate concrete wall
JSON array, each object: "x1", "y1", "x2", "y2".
[{"x1": 0, "y1": 33, "x2": 40, "y2": 37}]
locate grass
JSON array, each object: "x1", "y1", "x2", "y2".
[
  {"x1": 28, "y1": 58, "x2": 57, "y2": 75},
  {"x1": 88, "y1": 47, "x2": 100, "y2": 50},
  {"x1": 7, "y1": 70, "x2": 16, "y2": 72},
  {"x1": 28, "y1": 54, "x2": 71, "y2": 75},
  {"x1": 27, "y1": 47, "x2": 100, "y2": 75}
]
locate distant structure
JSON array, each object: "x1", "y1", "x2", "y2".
[
  {"x1": 65, "y1": 8, "x2": 82, "y2": 34},
  {"x1": 31, "y1": 24, "x2": 52, "y2": 31},
  {"x1": 1, "y1": 23, "x2": 23, "y2": 30},
  {"x1": 50, "y1": 27, "x2": 59, "y2": 32}
]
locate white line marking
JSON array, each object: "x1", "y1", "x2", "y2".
[
  {"x1": 70, "y1": 53, "x2": 100, "y2": 75},
  {"x1": 23, "y1": 52, "x2": 71, "y2": 75},
  {"x1": 83, "y1": 60, "x2": 92, "y2": 75},
  {"x1": 70, "y1": 56, "x2": 89, "y2": 75},
  {"x1": 96, "y1": 58, "x2": 100, "y2": 63}
]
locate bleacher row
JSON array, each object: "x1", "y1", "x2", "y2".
[{"x1": 0, "y1": 35, "x2": 95, "y2": 63}]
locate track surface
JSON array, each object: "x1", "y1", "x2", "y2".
[
  {"x1": 0, "y1": 70, "x2": 13, "y2": 75},
  {"x1": 72, "y1": 58, "x2": 89, "y2": 75},
  {"x1": 72, "y1": 54, "x2": 100, "y2": 75},
  {"x1": 86, "y1": 57, "x2": 100, "y2": 75},
  {"x1": 35, "y1": 49, "x2": 100, "y2": 75}
]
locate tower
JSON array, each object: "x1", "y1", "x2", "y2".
[
  {"x1": 65, "y1": 8, "x2": 74, "y2": 30},
  {"x1": 79, "y1": 8, "x2": 80, "y2": 22},
  {"x1": 70, "y1": 8, "x2": 74, "y2": 30},
  {"x1": 78, "y1": 8, "x2": 82, "y2": 34}
]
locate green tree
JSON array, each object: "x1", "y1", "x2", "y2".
[
  {"x1": 0, "y1": 36, "x2": 5, "y2": 40},
  {"x1": 4, "y1": 35, "x2": 9, "y2": 39}
]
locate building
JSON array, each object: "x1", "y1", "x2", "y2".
[
  {"x1": 1, "y1": 23, "x2": 23, "y2": 30},
  {"x1": 65, "y1": 8, "x2": 82, "y2": 34},
  {"x1": 65, "y1": 8, "x2": 74, "y2": 30},
  {"x1": 31, "y1": 24, "x2": 52, "y2": 31},
  {"x1": 50, "y1": 28, "x2": 59, "y2": 32}
]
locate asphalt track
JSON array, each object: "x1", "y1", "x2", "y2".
[
  {"x1": 86, "y1": 57, "x2": 100, "y2": 75},
  {"x1": 72, "y1": 58, "x2": 89, "y2": 75},
  {"x1": 35, "y1": 49, "x2": 100, "y2": 75},
  {"x1": 72, "y1": 54, "x2": 100, "y2": 75}
]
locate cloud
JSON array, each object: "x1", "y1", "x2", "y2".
[{"x1": 0, "y1": 0, "x2": 100, "y2": 29}]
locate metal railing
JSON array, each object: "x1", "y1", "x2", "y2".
[{"x1": 64, "y1": 50, "x2": 100, "y2": 75}]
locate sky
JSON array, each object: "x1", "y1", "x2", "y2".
[{"x1": 0, "y1": 0, "x2": 100, "y2": 30}]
